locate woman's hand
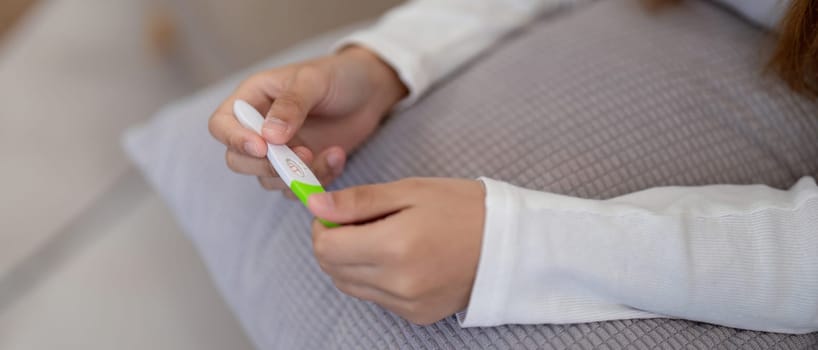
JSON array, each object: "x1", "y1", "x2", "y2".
[
  {"x1": 307, "y1": 178, "x2": 486, "y2": 325},
  {"x1": 209, "y1": 47, "x2": 407, "y2": 195}
]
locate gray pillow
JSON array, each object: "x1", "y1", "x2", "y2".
[{"x1": 124, "y1": 0, "x2": 818, "y2": 349}]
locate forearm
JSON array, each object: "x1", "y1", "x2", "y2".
[{"x1": 462, "y1": 177, "x2": 818, "y2": 334}]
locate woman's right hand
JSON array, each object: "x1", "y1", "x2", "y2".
[{"x1": 208, "y1": 46, "x2": 407, "y2": 194}]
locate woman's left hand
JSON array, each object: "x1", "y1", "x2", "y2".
[{"x1": 308, "y1": 178, "x2": 486, "y2": 325}]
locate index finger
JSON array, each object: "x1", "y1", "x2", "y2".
[
  {"x1": 311, "y1": 218, "x2": 392, "y2": 266},
  {"x1": 208, "y1": 73, "x2": 280, "y2": 156}
]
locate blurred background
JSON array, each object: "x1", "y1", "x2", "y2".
[{"x1": 0, "y1": 0, "x2": 399, "y2": 348}]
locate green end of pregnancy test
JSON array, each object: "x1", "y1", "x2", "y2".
[
  {"x1": 233, "y1": 99, "x2": 339, "y2": 228},
  {"x1": 291, "y1": 180, "x2": 340, "y2": 228}
]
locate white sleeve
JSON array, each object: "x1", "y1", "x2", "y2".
[
  {"x1": 460, "y1": 176, "x2": 818, "y2": 334},
  {"x1": 334, "y1": 0, "x2": 583, "y2": 108}
]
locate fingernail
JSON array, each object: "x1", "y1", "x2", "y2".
[
  {"x1": 244, "y1": 141, "x2": 263, "y2": 157},
  {"x1": 263, "y1": 117, "x2": 289, "y2": 140},
  {"x1": 326, "y1": 151, "x2": 343, "y2": 172},
  {"x1": 310, "y1": 192, "x2": 334, "y2": 210}
]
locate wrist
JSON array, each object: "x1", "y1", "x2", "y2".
[{"x1": 339, "y1": 46, "x2": 408, "y2": 114}]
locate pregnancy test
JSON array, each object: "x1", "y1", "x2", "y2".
[{"x1": 233, "y1": 99, "x2": 338, "y2": 227}]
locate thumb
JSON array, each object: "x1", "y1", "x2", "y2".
[
  {"x1": 307, "y1": 182, "x2": 412, "y2": 225},
  {"x1": 263, "y1": 66, "x2": 329, "y2": 144}
]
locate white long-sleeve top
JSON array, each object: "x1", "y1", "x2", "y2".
[
  {"x1": 339, "y1": 0, "x2": 787, "y2": 106},
  {"x1": 336, "y1": 0, "x2": 818, "y2": 334},
  {"x1": 469, "y1": 177, "x2": 818, "y2": 334}
]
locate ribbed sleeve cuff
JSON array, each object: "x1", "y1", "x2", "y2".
[{"x1": 457, "y1": 177, "x2": 519, "y2": 327}]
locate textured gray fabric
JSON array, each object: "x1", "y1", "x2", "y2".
[{"x1": 124, "y1": 0, "x2": 818, "y2": 349}]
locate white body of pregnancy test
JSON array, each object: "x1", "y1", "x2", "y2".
[{"x1": 233, "y1": 99, "x2": 337, "y2": 227}]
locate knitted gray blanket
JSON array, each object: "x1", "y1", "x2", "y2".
[{"x1": 125, "y1": 0, "x2": 818, "y2": 348}]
